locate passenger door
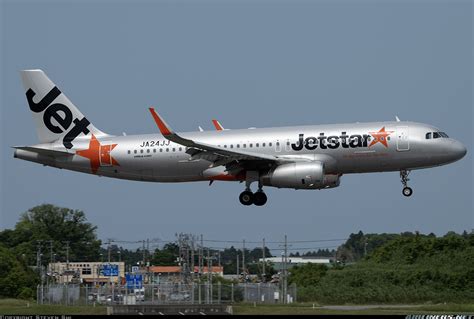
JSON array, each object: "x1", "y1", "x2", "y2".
[{"x1": 396, "y1": 127, "x2": 410, "y2": 151}]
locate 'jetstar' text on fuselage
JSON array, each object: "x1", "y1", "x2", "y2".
[{"x1": 291, "y1": 132, "x2": 373, "y2": 151}]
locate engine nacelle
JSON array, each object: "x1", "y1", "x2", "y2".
[
  {"x1": 321, "y1": 174, "x2": 341, "y2": 189},
  {"x1": 263, "y1": 162, "x2": 325, "y2": 189}
]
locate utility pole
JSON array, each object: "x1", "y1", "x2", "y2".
[
  {"x1": 284, "y1": 235, "x2": 288, "y2": 304},
  {"x1": 262, "y1": 238, "x2": 266, "y2": 282},
  {"x1": 191, "y1": 237, "x2": 195, "y2": 281},
  {"x1": 146, "y1": 238, "x2": 150, "y2": 264},
  {"x1": 65, "y1": 241, "x2": 70, "y2": 285},
  {"x1": 46, "y1": 240, "x2": 53, "y2": 284},
  {"x1": 107, "y1": 239, "x2": 112, "y2": 287},
  {"x1": 207, "y1": 249, "x2": 211, "y2": 304},
  {"x1": 242, "y1": 239, "x2": 246, "y2": 277},
  {"x1": 279, "y1": 235, "x2": 289, "y2": 304},
  {"x1": 236, "y1": 253, "x2": 239, "y2": 278},
  {"x1": 107, "y1": 239, "x2": 112, "y2": 264},
  {"x1": 36, "y1": 240, "x2": 42, "y2": 284},
  {"x1": 199, "y1": 235, "x2": 204, "y2": 277}
]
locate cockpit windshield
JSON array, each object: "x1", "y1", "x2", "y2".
[{"x1": 426, "y1": 131, "x2": 449, "y2": 139}]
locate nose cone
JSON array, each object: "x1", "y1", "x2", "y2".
[{"x1": 450, "y1": 140, "x2": 467, "y2": 161}]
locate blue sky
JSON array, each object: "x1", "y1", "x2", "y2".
[{"x1": 1, "y1": 0, "x2": 472, "y2": 251}]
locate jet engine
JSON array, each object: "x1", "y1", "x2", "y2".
[
  {"x1": 262, "y1": 162, "x2": 323, "y2": 189},
  {"x1": 321, "y1": 174, "x2": 341, "y2": 189},
  {"x1": 262, "y1": 162, "x2": 341, "y2": 190}
]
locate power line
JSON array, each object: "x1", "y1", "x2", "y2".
[{"x1": 202, "y1": 238, "x2": 347, "y2": 244}]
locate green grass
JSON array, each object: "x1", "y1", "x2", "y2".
[
  {"x1": 1, "y1": 299, "x2": 473, "y2": 315},
  {"x1": 0, "y1": 299, "x2": 106, "y2": 315},
  {"x1": 232, "y1": 303, "x2": 474, "y2": 315}
]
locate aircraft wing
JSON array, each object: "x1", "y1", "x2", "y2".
[{"x1": 149, "y1": 108, "x2": 284, "y2": 167}]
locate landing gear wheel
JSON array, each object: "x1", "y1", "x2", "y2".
[
  {"x1": 253, "y1": 192, "x2": 267, "y2": 206},
  {"x1": 239, "y1": 191, "x2": 254, "y2": 206},
  {"x1": 402, "y1": 187, "x2": 413, "y2": 197},
  {"x1": 400, "y1": 170, "x2": 413, "y2": 198}
]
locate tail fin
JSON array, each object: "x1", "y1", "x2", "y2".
[{"x1": 20, "y1": 69, "x2": 109, "y2": 149}]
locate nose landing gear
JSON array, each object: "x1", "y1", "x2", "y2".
[{"x1": 400, "y1": 170, "x2": 413, "y2": 197}]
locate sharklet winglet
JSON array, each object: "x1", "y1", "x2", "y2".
[
  {"x1": 212, "y1": 119, "x2": 224, "y2": 131},
  {"x1": 149, "y1": 107, "x2": 173, "y2": 136}
]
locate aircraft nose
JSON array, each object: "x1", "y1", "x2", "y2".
[{"x1": 450, "y1": 140, "x2": 467, "y2": 161}]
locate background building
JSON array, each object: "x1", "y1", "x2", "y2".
[
  {"x1": 260, "y1": 257, "x2": 333, "y2": 270},
  {"x1": 48, "y1": 262, "x2": 125, "y2": 285},
  {"x1": 149, "y1": 266, "x2": 224, "y2": 284}
]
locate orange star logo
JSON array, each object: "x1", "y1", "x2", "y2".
[
  {"x1": 368, "y1": 127, "x2": 393, "y2": 148},
  {"x1": 76, "y1": 134, "x2": 119, "y2": 174}
]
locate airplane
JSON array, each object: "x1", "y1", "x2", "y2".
[{"x1": 14, "y1": 70, "x2": 467, "y2": 206}]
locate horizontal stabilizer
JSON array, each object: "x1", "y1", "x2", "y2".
[{"x1": 12, "y1": 146, "x2": 73, "y2": 157}]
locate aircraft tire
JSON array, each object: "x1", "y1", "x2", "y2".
[
  {"x1": 239, "y1": 191, "x2": 254, "y2": 206},
  {"x1": 402, "y1": 187, "x2": 413, "y2": 197},
  {"x1": 253, "y1": 191, "x2": 267, "y2": 206}
]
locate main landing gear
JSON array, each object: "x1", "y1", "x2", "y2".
[
  {"x1": 239, "y1": 175, "x2": 268, "y2": 206},
  {"x1": 239, "y1": 189, "x2": 268, "y2": 206},
  {"x1": 400, "y1": 170, "x2": 413, "y2": 197}
]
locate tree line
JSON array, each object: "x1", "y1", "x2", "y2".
[
  {"x1": 290, "y1": 231, "x2": 474, "y2": 303},
  {"x1": 0, "y1": 204, "x2": 472, "y2": 304}
]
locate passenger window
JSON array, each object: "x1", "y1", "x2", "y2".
[
  {"x1": 263, "y1": 143, "x2": 266, "y2": 147},
  {"x1": 236, "y1": 144, "x2": 240, "y2": 148},
  {"x1": 140, "y1": 149, "x2": 144, "y2": 154},
  {"x1": 153, "y1": 149, "x2": 156, "y2": 153},
  {"x1": 179, "y1": 147, "x2": 182, "y2": 151},
  {"x1": 250, "y1": 143, "x2": 253, "y2": 148},
  {"x1": 426, "y1": 133, "x2": 431, "y2": 139},
  {"x1": 433, "y1": 132, "x2": 440, "y2": 139},
  {"x1": 134, "y1": 150, "x2": 137, "y2": 154},
  {"x1": 224, "y1": 145, "x2": 227, "y2": 148},
  {"x1": 166, "y1": 148, "x2": 169, "y2": 152},
  {"x1": 172, "y1": 148, "x2": 176, "y2": 152},
  {"x1": 243, "y1": 144, "x2": 246, "y2": 148},
  {"x1": 269, "y1": 142, "x2": 272, "y2": 147},
  {"x1": 147, "y1": 149, "x2": 150, "y2": 153},
  {"x1": 160, "y1": 149, "x2": 163, "y2": 152},
  {"x1": 256, "y1": 143, "x2": 259, "y2": 147},
  {"x1": 230, "y1": 145, "x2": 233, "y2": 148},
  {"x1": 127, "y1": 150, "x2": 131, "y2": 154}
]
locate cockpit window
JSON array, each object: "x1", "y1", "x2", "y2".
[{"x1": 426, "y1": 131, "x2": 449, "y2": 139}]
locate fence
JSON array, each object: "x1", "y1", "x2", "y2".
[{"x1": 37, "y1": 283, "x2": 297, "y2": 306}]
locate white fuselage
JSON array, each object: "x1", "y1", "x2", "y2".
[{"x1": 15, "y1": 120, "x2": 466, "y2": 184}]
